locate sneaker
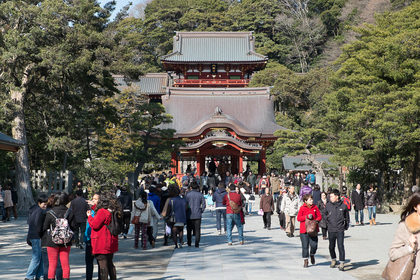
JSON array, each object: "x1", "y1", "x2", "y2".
[
  {"x1": 355, "y1": 222, "x2": 359, "y2": 225},
  {"x1": 218, "y1": 230, "x2": 222, "y2": 235},
  {"x1": 330, "y1": 260, "x2": 336, "y2": 268},
  {"x1": 339, "y1": 263, "x2": 344, "y2": 271},
  {"x1": 310, "y1": 255, "x2": 315, "y2": 265}
]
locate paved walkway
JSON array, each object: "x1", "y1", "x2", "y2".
[{"x1": 0, "y1": 204, "x2": 399, "y2": 279}]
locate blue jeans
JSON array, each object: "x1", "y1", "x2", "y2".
[
  {"x1": 273, "y1": 192, "x2": 280, "y2": 202},
  {"x1": 216, "y1": 209, "x2": 226, "y2": 231},
  {"x1": 355, "y1": 209, "x2": 364, "y2": 223},
  {"x1": 248, "y1": 201, "x2": 254, "y2": 214},
  {"x1": 26, "y1": 239, "x2": 43, "y2": 279},
  {"x1": 226, "y1": 213, "x2": 244, "y2": 243},
  {"x1": 368, "y1": 206, "x2": 376, "y2": 220}
]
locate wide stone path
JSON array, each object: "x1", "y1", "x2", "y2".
[{"x1": 0, "y1": 203, "x2": 400, "y2": 279}]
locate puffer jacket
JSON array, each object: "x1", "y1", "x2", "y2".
[
  {"x1": 325, "y1": 200, "x2": 350, "y2": 232},
  {"x1": 88, "y1": 208, "x2": 118, "y2": 255},
  {"x1": 133, "y1": 199, "x2": 160, "y2": 224},
  {"x1": 299, "y1": 184, "x2": 313, "y2": 200},
  {"x1": 280, "y1": 193, "x2": 300, "y2": 216},
  {"x1": 365, "y1": 190, "x2": 379, "y2": 207}
]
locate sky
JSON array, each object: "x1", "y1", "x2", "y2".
[{"x1": 99, "y1": 0, "x2": 146, "y2": 19}]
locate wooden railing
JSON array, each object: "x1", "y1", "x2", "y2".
[{"x1": 173, "y1": 79, "x2": 249, "y2": 87}]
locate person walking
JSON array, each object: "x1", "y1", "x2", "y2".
[
  {"x1": 351, "y1": 184, "x2": 365, "y2": 225},
  {"x1": 132, "y1": 192, "x2": 160, "y2": 249},
  {"x1": 186, "y1": 182, "x2": 206, "y2": 248},
  {"x1": 213, "y1": 183, "x2": 227, "y2": 235},
  {"x1": 276, "y1": 186, "x2": 287, "y2": 230},
  {"x1": 260, "y1": 188, "x2": 274, "y2": 230},
  {"x1": 223, "y1": 186, "x2": 244, "y2": 245},
  {"x1": 246, "y1": 171, "x2": 257, "y2": 194},
  {"x1": 25, "y1": 194, "x2": 48, "y2": 280},
  {"x1": 317, "y1": 192, "x2": 329, "y2": 240},
  {"x1": 365, "y1": 184, "x2": 379, "y2": 225},
  {"x1": 297, "y1": 194, "x2": 322, "y2": 268},
  {"x1": 270, "y1": 173, "x2": 281, "y2": 202},
  {"x1": 11, "y1": 185, "x2": 18, "y2": 219},
  {"x1": 281, "y1": 186, "x2": 300, "y2": 237},
  {"x1": 84, "y1": 193, "x2": 101, "y2": 280},
  {"x1": 87, "y1": 192, "x2": 120, "y2": 280},
  {"x1": 0, "y1": 185, "x2": 5, "y2": 222},
  {"x1": 3, "y1": 186, "x2": 13, "y2": 221},
  {"x1": 326, "y1": 189, "x2": 350, "y2": 271},
  {"x1": 70, "y1": 189, "x2": 90, "y2": 249},
  {"x1": 166, "y1": 188, "x2": 187, "y2": 249},
  {"x1": 312, "y1": 184, "x2": 321, "y2": 206},
  {"x1": 387, "y1": 192, "x2": 420, "y2": 279},
  {"x1": 147, "y1": 186, "x2": 161, "y2": 240},
  {"x1": 42, "y1": 192, "x2": 76, "y2": 280},
  {"x1": 118, "y1": 186, "x2": 133, "y2": 239},
  {"x1": 299, "y1": 180, "x2": 312, "y2": 201}
]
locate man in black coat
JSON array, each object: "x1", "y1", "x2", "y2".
[
  {"x1": 351, "y1": 184, "x2": 365, "y2": 225},
  {"x1": 186, "y1": 181, "x2": 206, "y2": 247},
  {"x1": 326, "y1": 189, "x2": 350, "y2": 271},
  {"x1": 25, "y1": 194, "x2": 48, "y2": 280},
  {"x1": 118, "y1": 185, "x2": 133, "y2": 239},
  {"x1": 70, "y1": 189, "x2": 89, "y2": 249}
]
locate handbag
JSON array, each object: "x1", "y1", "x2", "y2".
[
  {"x1": 382, "y1": 242, "x2": 417, "y2": 280},
  {"x1": 165, "y1": 200, "x2": 176, "y2": 225},
  {"x1": 258, "y1": 209, "x2": 264, "y2": 216},
  {"x1": 131, "y1": 215, "x2": 140, "y2": 225},
  {"x1": 305, "y1": 218, "x2": 318, "y2": 237}
]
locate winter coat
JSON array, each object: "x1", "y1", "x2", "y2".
[
  {"x1": 70, "y1": 196, "x2": 90, "y2": 223},
  {"x1": 222, "y1": 191, "x2": 243, "y2": 214},
  {"x1": 280, "y1": 193, "x2": 300, "y2": 217},
  {"x1": 312, "y1": 190, "x2": 321, "y2": 206},
  {"x1": 27, "y1": 205, "x2": 46, "y2": 240},
  {"x1": 213, "y1": 187, "x2": 227, "y2": 209},
  {"x1": 260, "y1": 194, "x2": 274, "y2": 213},
  {"x1": 3, "y1": 190, "x2": 13, "y2": 208},
  {"x1": 365, "y1": 190, "x2": 379, "y2": 207},
  {"x1": 42, "y1": 205, "x2": 76, "y2": 248},
  {"x1": 299, "y1": 184, "x2": 313, "y2": 200},
  {"x1": 118, "y1": 191, "x2": 133, "y2": 212},
  {"x1": 317, "y1": 199, "x2": 328, "y2": 228},
  {"x1": 270, "y1": 176, "x2": 281, "y2": 193},
  {"x1": 389, "y1": 213, "x2": 420, "y2": 280},
  {"x1": 246, "y1": 174, "x2": 257, "y2": 187},
  {"x1": 133, "y1": 199, "x2": 160, "y2": 224},
  {"x1": 297, "y1": 204, "x2": 322, "y2": 234},
  {"x1": 147, "y1": 192, "x2": 161, "y2": 214},
  {"x1": 325, "y1": 200, "x2": 350, "y2": 232},
  {"x1": 351, "y1": 189, "x2": 365, "y2": 210},
  {"x1": 276, "y1": 193, "x2": 284, "y2": 214},
  {"x1": 166, "y1": 196, "x2": 187, "y2": 224},
  {"x1": 186, "y1": 189, "x2": 206, "y2": 220},
  {"x1": 88, "y1": 208, "x2": 118, "y2": 255}
]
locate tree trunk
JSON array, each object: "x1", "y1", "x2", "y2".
[{"x1": 11, "y1": 88, "x2": 34, "y2": 214}]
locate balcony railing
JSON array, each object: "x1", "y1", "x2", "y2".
[{"x1": 173, "y1": 79, "x2": 250, "y2": 87}]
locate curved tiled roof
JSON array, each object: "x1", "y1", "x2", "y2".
[
  {"x1": 0, "y1": 132, "x2": 23, "y2": 152},
  {"x1": 161, "y1": 87, "x2": 287, "y2": 137},
  {"x1": 161, "y1": 32, "x2": 267, "y2": 63}
]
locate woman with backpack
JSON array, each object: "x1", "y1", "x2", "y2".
[
  {"x1": 87, "y1": 192, "x2": 120, "y2": 280},
  {"x1": 132, "y1": 191, "x2": 160, "y2": 250},
  {"x1": 42, "y1": 192, "x2": 75, "y2": 280}
]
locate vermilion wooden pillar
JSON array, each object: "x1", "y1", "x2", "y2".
[
  {"x1": 239, "y1": 155, "x2": 243, "y2": 174},
  {"x1": 171, "y1": 152, "x2": 177, "y2": 174},
  {"x1": 259, "y1": 149, "x2": 266, "y2": 175}
]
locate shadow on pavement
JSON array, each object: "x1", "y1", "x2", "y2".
[{"x1": 345, "y1": 259, "x2": 380, "y2": 271}]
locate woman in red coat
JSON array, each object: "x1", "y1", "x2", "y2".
[
  {"x1": 297, "y1": 193, "x2": 322, "y2": 268},
  {"x1": 87, "y1": 192, "x2": 120, "y2": 280}
]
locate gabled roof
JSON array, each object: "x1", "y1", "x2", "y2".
[
  {"x1": 0, "y1": 132, "x2": 23, "y2": 152},
  {"x1": 113, "y1": 73, "x2": 170, "y2": 95},
  {"x1": 161, "y1": 32, "x2": 268, "y2": 63},
  {"x1": 282, "y1": 155, "x2": 336, "y2": 171},
  {"x1": 161, "y1": 87, "x2": 287, "y2": 137}
]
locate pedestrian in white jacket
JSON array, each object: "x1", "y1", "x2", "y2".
[{"x1": 281, "y1": 186, "x2": 300, "y2": 237}]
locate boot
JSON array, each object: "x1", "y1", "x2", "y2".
[
  {"x1": 303, "y1": 259, "x2": 309, "y2": 268},
  {"x1": 330, "y1": 259, "x2": 336, "y2": 268},
  {"x1": 310, "y1": 255, "x2": 315, "y2": 265},
  {"x1": 339, "y1": 262, "x2": 345, "y2": 271},
  {"x1": 369, "y1": 219, "x2": 373, "y2": 225},
  {"x1": 163, "y1": 234, "x2": 168, "y2": 246},
  {"x1": 373, "y1": 218, "x2": 376, "y2": 225}
]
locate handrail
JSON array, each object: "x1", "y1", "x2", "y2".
[{"x1": 174, "y1": 79, "x2": 249, "y2": 85}]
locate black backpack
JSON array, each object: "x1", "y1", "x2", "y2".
[{"x1": 106, "y1": 210, "x2": 123, "y2": 236}]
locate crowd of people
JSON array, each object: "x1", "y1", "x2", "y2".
[{"x1": 19, "y1": 167, "x2": 390, "y2": 279}]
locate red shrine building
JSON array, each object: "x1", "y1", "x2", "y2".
[{"x1": 116, "y1": 31, "x2": 286, "y2": 176}]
